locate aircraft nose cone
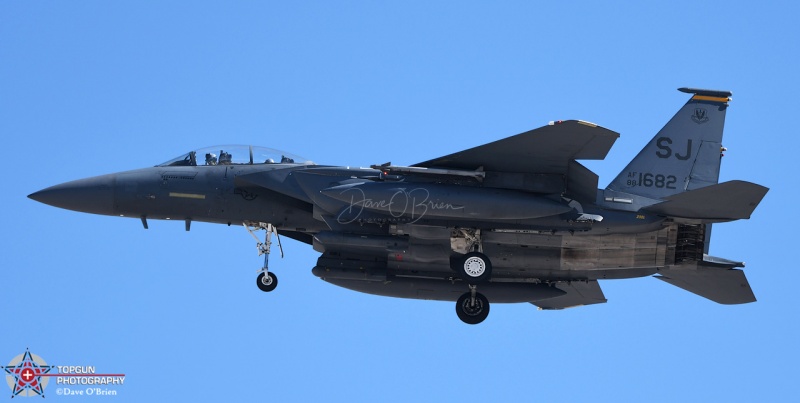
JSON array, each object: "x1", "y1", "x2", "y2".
[{"x1": 28, "y1": 174, "x2": 116, "y2": 216}]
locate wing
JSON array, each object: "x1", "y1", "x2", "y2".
[{"x1": 413, "y1": 120, "x2": 619, "y2": 174}]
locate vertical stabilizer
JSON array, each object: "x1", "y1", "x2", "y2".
[{"x1": 606, "y1": 88, "x2": 732, "y2": 200}]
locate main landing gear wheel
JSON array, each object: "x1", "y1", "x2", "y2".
[
  {"x1": 256, "y1": 272, "x2": 278, "y2": 292},
  {"x1": 456, "y1": 291, "x2": 490, "y2": 325},
  {"x1": 455, "y1": 252, "x2": 492, "y2": 284}
]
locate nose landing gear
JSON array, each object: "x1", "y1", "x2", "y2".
[
  {"x1": 245, "y1": 222, "x2": 283, "y2": 292},
  {"x1": 256, "y1": 272, "x2": 278, "y2": 292}
]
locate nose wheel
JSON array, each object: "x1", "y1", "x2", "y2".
[
  {"x1": 256, "y1": 272, "x2": 278, "y2": 292},
  {"x1": 456, "y1": 285, "x2": 490, "y2": 325},
  {"x1": 245, "y1": 222, "x2": 283, "y2": 293}
]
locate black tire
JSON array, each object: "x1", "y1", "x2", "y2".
[
  {"x1": 256, "y1": 272, "x2": 278, "y2": 292},
  {"x1": 455, "y1": 252, "x2": 492, "y2": 284},
  {"x1": 455, "y1": 292, "x2": 490, "y2": 325}
]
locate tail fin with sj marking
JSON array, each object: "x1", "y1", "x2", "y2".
[
  {"x1": 604, "y1": 89, "x2": 767, "y2": 305},
  {"x1": 606, "y1": 88, "x2": 732, "y2": 200}
]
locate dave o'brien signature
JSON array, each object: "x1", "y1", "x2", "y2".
[{"x1": 336, "y1": 187, "x2": 464, "y2": 224}]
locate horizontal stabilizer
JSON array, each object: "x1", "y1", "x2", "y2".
[
  {"x1": 644, "y1": 180, "x2": 768, "y2": 221},
  {"x1": 655, "y1": 266, "x2": 756, "y2": 304},
  {"x1": 532, "y1": 280, "x2": 607, "y2": 310}
]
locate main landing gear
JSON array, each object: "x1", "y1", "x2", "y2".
[
  {"x1": 454, "y1": 251, "x2": 492, "y2": 283},
  {"x1": 450, "y1": 228, "x2": 492, "y2": 324},
  {"x1": 245, "y1": 222, "x2": 283, "y2": 293},
  {"x1": 456, "y1": 285, "x2": 490, "y2": 325}
]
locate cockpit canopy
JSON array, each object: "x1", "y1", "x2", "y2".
[{"x1": 157, "y1": 145, "x2": 313, "y2": 167}]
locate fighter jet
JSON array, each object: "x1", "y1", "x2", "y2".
[{"x1": 29, "y1": 88, "x2": 768, "y2": 324}]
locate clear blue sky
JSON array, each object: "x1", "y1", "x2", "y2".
[{"x1": 2, "y1": 1, "x2": 796, "y2": 401}]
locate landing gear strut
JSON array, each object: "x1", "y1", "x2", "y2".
[
  {"x1": 456, "y1": 285, "x2": 490, "y2": 325},
  {"x1": 245, "y1": 222, "x2": 283, "y2": 292}
]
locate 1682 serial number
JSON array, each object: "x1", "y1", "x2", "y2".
[{"x1": 625, "y1": 172, "x2": 677, "y2": 189}]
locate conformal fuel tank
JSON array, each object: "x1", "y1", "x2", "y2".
[{"x1": 321, "y1": 182, "x2": 571, "y2": 220}]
